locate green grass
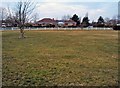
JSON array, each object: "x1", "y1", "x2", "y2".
[{"x1": 2, "y1": 30, "x2": 119, "y2": 86}]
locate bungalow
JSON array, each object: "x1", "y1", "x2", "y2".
[
  {"x1": 36, "y1": 18, "x2": 76, "y2": 28},
  {"x1": 0, "y1": 20, "x2": 6, "y2": 27},
  {"x1": 56, "y1": 19, "x2": 76, "y2": 27},
  {"x1": 64, "y1": 19, "x2": 76, "y2": 27},
  {"x1": 56, "y1": 20, "x2": 64, "y2": 27},
  {"x1": 37, "y1": 18, "x2": 57, "y2": 27}
]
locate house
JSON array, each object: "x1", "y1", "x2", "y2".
[
  {"x1": 56, "y1": 19, "x2": 76, "y2": 27},
  {"x1": 37, "y1": 18, "x2": 77, "y2": 28},
  {"x1": 56, "y1": 20, "x2": 64, "y2": 27},
  {"x1": 64, "y1": 19, "x2": 76, "y2": 27},
  {"x1": 37, "y1": 18, "x2": 57, "y2": 27},
  {"x1": 113, "y1": 24, "x2": 120, "y2": 30},
  {"x1": 0, "y1": 20, "x2": 6, "y2": 28}
]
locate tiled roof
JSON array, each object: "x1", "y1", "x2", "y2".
[
  {"x1": 38, "y1": 18, "x2": 76, "y2": 23},
  {"x1": 56, "y1": 20, "x2": 64, "y2": 22},
  {"x1": 64, "y1": 20, "x2": 76, "y2": 23},
  {"x1": 38, "y1": 18, "x2": 56, "y2": 23}
]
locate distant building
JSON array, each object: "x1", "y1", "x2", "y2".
[
  {"x1": 56, "y1": 19, "x2": 76, "y2": 27},
  {"x1": 109, "y1": 19, "x2": 118, "y2": 25},
  {"x1": 56, "y1": 20, "x2": 64, "y2": 27},
  {"x1": 37, "y1": 18, "x2": 57, "y2": 27},
  {"x1": 0, "y1": 20, "x2": 6, "y2": 27},
  {"x1": 37, "y1": 18, "x2": 76, "y2": 28},
  {"x1": 0, "y1": 19, "x2": 17, "y2": 27},
  {"x1": 64, "y1": 19, "x2": 76, "y2": 27}
]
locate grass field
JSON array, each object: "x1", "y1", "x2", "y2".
[{"x1": 2, "y1": 30, "x2": 119, "y2": 86}]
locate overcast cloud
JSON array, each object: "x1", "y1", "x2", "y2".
[
  {"x1": 0, "y1": 0, "x2": 119, "y2": 22},
  {"x1": 36, "y1": 1, "x2": 118, "y2": 21}
]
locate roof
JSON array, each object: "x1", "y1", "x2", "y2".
[
  {"x1": 38, "y1": 18, "x2": 56, "y2": 23},
  {"x1": 37, "y1": 18, "x2": 76, "y2": 24},
  {"x1": 56, "y1": 19, "x2": 75, "y2": 23},
  {"x1": 56, "y1": 20, "x2": 64, "y2": 22},
  {"x1": 64, "y1": 20, "x2": 76, "y2": 23}
]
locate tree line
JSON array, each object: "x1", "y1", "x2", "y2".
[{"x1": 65, "y1": 14, "x2": 118, "y2": 28}]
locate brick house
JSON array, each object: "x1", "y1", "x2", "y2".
[
  {"x1": 37, "y1": 18, "x2": 76, "y2": 28},
  {"x1": 37, "y1": 18, "x2": 57, "y2": 27},
  {"x1": 64, "y1": 19, "x2": 76, "y2": 27}
]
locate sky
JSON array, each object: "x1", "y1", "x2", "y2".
[{"x1": 0, "y1": 0, "x2": 119, "y2": 22}]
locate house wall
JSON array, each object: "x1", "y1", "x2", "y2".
[{"x1": 38, "y1": 22, "x2": 57, "y2": 27}]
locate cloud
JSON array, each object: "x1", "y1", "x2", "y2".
[
  {"x1": 37, "y1": 2, "x2": 86, "y2": 19},
  {"x1": 42, "y1": 0, "x2": 76, "y2": 2},
  {"x1": 1, "y1": 0, "x2": 116, "y2": 22},
  {"x1": 39, "y1": 0, "x2": 119, "y2": 2},
  {"x1": 1, "y1": 0, "x2": 119, "y2": 2},
  {"x1": 37, "y1": 2, "x2": 108, "y2": 21}
]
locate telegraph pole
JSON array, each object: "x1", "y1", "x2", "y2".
[{"x1": 118, "y1": 1, "x2": 120, "y2": 20}]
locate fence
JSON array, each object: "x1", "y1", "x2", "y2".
[{"x1": 0, "y1": 27, "x2": 113, "y2": 31}]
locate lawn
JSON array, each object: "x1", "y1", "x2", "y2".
[{"x1": 2, "y1": 30, "x2": 119, "y2": 86}]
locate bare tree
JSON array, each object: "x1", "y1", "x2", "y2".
[
  {"x1": 112, "y1": 15, "x2": 118, "y2": 24},
  {"x1": 62, "y1": 14, "x2": 71, "y2": 20},
  {"x1": 0, "y1": 7, "x2": 8, "y2": 26},
  {"x1": 14, "y1": 0, "x2": 35, "y2": 38},
  {"x1": 0, "y1": 7, "x2": 8, "y2": 20},
  {"x1": 32, "y1": 13, "x2": 39, "y2": 23},
  {"x1": 104, "y1": 17, "x2": 110, "y2": 23},
  {"x1": 4, "y1": 6, "x2": 16, "y2": 27}
]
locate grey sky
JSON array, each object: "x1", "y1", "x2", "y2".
[{"x1": 0, "y1": 0, "x2": 119, "y2": 22}]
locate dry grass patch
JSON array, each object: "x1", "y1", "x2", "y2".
[{"x1": 2, "y1": 30, "x2": 119, "y2": 86}]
